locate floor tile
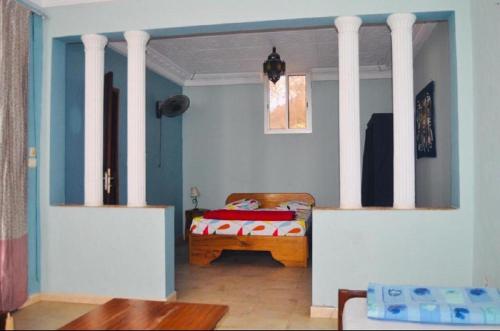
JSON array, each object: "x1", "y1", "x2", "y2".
[
  {"x1": 176, "y1": 243, "x2": 337, "y2": 330},
  {"x1": 13, "y1": 302, "x2": 96, "y2": 330},
  {"x1": 13, "y1": 243, "x2": 337, "y2": 330}
]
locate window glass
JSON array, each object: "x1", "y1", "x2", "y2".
[
  {"x1": 269, "y1": 77, "x2": 287, "y2": 129},
  {"x1": 288, "y1": 75, "x2": 307, "y2": 129}
]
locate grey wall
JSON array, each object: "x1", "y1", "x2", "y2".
[
  {"x1": 183, "y1": 79, "x2": 392, "y2": 210},
  {"x1": 472, "y1": 0, "x2": 500, "y2": 288},
  {"x1": 413, "y1": 22, "x2": 452, "y2": 208}
]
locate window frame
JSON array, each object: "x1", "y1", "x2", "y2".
[{"x1": 264, "y1": 73, "x2": 312, "y2": 134}]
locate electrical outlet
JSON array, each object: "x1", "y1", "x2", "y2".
[{"x1": 484, "y1": 276, "x2": 489, "y2": 288}]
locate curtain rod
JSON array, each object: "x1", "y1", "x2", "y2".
[{"x1": 16, "y1": 0, "x2": 48, "y2": 19}]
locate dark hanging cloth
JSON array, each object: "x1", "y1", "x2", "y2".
[{"x1": 362, "y1": 113, "x2": 394, "y2": 207}]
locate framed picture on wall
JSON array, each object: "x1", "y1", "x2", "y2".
[{"x1": 415, "y1": 81, "x2": 437, "y2": 158}]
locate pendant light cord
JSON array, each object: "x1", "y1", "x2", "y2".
[{"x1": 158, "y1": 117, "x2": 162, "y2": 168}]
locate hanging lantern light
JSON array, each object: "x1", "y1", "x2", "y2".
[{"x1": 263, "y1": 47, "x2": 286, "y2": 84}]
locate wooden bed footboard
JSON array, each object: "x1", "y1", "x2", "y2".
[
  {"x1": 338, "y1": 289, "x2": 367, "y2": 331},
  {"x1": 189, "y1": 234, "x2": 309, "y2": 267},
  {"x1": 189, "y1": 193, "x2": 314, "y2": 268}
]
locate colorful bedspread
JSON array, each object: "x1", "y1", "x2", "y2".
[
  {"x1": 190, "y1": 209, "x2": 311, "y2": 237},
  {"x1": 367, "y1": 283, "x2": 500, "y2": 325},
  {"x1": 204, "y1": 209, "x2": 296, "y2": 221}
]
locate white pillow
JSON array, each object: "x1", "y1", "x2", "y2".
[
  {"x1": 224, "y1": 199, "x2": 260, "y2": 210},
  {"x1": 279, "y1": 200, "x2": 312, "y2": 211}
]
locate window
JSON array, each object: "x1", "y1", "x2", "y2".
[{"x1": 264, "y1": 74, "x2": 312, "y2": 134}]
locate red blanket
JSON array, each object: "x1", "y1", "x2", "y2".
[{"x1": 204, "y1": 209, "x2": 296, "y2": 221}]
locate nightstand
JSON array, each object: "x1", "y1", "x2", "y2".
[{"x1": 185, "y1": 208, "x2": 209, "y2": 240}]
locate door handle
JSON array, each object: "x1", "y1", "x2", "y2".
[{"x1": 104, "y1": 168, "x2": 114, "y2": 194}]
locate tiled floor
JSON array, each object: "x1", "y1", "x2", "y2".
[
  {"x1": 12, "y1": 243, "x2": 337, "y2": 330},
  {"x1": 176, "y1": 244, "x2": 337, "y2": 330},
  {"x1": 13, "y1": 301, "x2": 96, "y2": 330}
]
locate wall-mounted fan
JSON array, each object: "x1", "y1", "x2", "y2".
[
  {"x1": 155, "y1": 95, "x2": 190, "y2": 168},
  {"x1": 156, "y1": 95, "x2": 190, "y2": 118}
]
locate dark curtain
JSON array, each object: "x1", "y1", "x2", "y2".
[{"x1": 362, "y1": 113, "x2": 394, "y2": 207}]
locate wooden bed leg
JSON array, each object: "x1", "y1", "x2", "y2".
[
  {"x1": 189, "y1": 235, "x2": 223, "y2": 266},
  {"x1": 271, "y1": 254, "x2": 307, "y2": 267},
  {"x1": 270, "y1": 239, "x2": 308, "y2": 268},
  {"x1": 189, "y1": 249, "x2": 222, "y2": 266}
]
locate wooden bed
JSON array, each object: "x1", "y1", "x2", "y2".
[{"x1": 189, "y1": 193, "x2": 315, "y2": 268}]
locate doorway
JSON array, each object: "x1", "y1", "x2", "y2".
[{"x1": 103, "y1": 72, "x2": 120, "y2": 205}]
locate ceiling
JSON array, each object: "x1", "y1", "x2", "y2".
[
  {"x1": 24, "y1": 0, "x2": 440, "y2": 85},
  {"x1": 28, "y1": 0, "x2": 113, "y2": 7},
  {"x1": 148, "y1": 26, "x2": 393, "y2": 75},
  {"x1": 109, "y1": 22, "x2": 438, "y2": 85}
]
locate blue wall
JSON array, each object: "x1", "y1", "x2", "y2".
[
  {"x1": 313, "y1": 208, "x2": 474, "y2": 307},
  {"x1": 39, "y1": 0, "x2": 478, "y2": 304},
  {"x1": 312, "y1": 7, "x2": 478, "y2": 308},
  {"x1": 28, "y1": 14, "x2": 43, "y2": 295},
  {"x1": 413, "y1": 22, "x2": 452, "y2": 208},
  {"x1": 43, "y1": 206, "x2": 175, "y2": 300},
  {"x1": 50, "y1": 40, "x2": 66, "y2": 205},
  {"x1": 472, "y1": 0, "x2": 500, "y2": 287},
  {"x1": 64, "y1": 45, "x2": 184, "y2": 237}
]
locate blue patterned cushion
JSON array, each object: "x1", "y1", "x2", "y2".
[{"x1": 367, "y1": 283, "x2": 500, "y2": 325}]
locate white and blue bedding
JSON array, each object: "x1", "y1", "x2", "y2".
[{"x1": 367, "y1": 283, "x2": 500, "y2": 326}]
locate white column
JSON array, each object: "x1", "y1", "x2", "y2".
[
  {"x1": 387, "y1": 13, "x2": 416, "y2": 209},
  {"x1": 124, "y1": 30, "x2": 150, "y2": 207},
  {"x1": 335, "y1": 16, "x2": 362, "y2": 209},
  {"x1": 82, "y1": 34, "x2": 107, "y2": 207}
]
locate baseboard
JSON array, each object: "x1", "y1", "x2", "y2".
[
  {"x1": 310, "y1": 306, "x2": 338, "y2": 319},
  {"x1": 40, "y1": 293, "x2": 113, "y2": 305},
  {"x1": 166, "y1": 291, "x2": 177, "y2": 302},
  {"x1": 20, "y1": 291, "x2": 177, "y2": 307},
  {"x1": 20, "y1": 294, "x2": 43, "y2": 309}
]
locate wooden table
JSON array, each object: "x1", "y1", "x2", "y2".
[{"x1": 59, "y1": 299, "x2": 228, "y2": 330}]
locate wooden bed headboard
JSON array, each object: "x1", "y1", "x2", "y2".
[{"x1": 225, "y1": 193, "x2": 315, "y2": 209}]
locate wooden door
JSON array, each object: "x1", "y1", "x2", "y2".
[{"x1": 103, "y1": 72, "x2": 120, "y2": 204}]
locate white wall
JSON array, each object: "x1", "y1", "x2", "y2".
[
  {"x1": 414, "y1": 22, "x2": 452, "y2": 208},
  {"x1": 182, "y1": 79, "x2": 393, "y2": 210},
  {"x1": 472, "y1": 0, "x2": 500, "y2": 288}
]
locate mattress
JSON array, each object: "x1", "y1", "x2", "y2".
[
  {"x1": 343, "y1": 298, "x2": 500, "y2": 330},
  {"x1": 190, "y1": 209, "x2": 311, "y2": 237}
]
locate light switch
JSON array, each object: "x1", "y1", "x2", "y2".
[
  {"x1": 29, "y1": 147, "x2": 37, "y2": 158},
  {"x1": 28, "y1": 158, "x2": 37, "y2": 168}
]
